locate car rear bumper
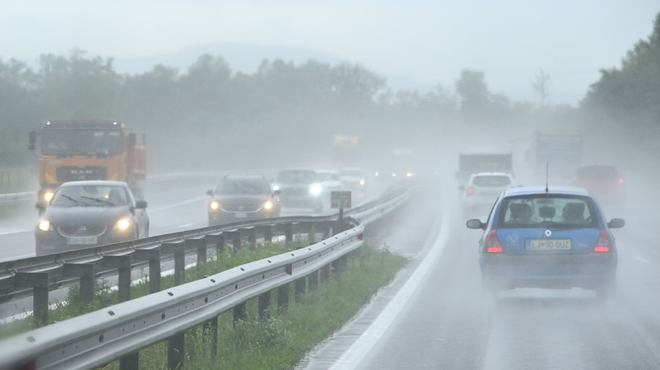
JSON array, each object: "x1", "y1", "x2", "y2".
[{"x1": 480, "y1": 252, "x2": 617, "y2": 289}]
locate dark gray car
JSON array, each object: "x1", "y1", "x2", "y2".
[
  {"x1": 207, "y1": 175, "x2": 281, "y2": 226},
  {"x1": 35, "y1": 181, "x2": 149, "y2": 255}
]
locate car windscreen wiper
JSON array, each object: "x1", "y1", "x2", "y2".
[
  {"x1": 81, "y1": 196, "x2": 115, "y2": 206},
  {"x1": 60, "y1": 194, "x2": 86, "y2": 206}
]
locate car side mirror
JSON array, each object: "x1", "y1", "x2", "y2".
[
  {"x1": 135, "y1": 200, "x2": 148, "y2": 209},
  {"x1": 466, "y1": 219, "x2": 485, "y2": 229},
  {"x1": 206, "y1": 189, "x2": 213, "y2": 196},
  {"x1": 35, "y1": 200, "x2": 46, "y2": 211},
  {"x1": 607, "y1": 218, "x2": 625, "y2": 229},
  {"x1": 273, "y1": 190, "x2": 282, "y2": 196}
]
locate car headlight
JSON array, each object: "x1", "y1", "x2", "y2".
[
  {"x1": 44, "y1": 191, "x2": 54, "y2": 201},
  {"x1": 272, "y1": 185, "x2": 280, "y2": 191},
  {"x1": 360, "y1": 180, "x2": 365, "y2": 185},
  {"x1": 116, "y1": 219, "x2": 131, "y2": 230},
  {"x1": 310, "y1": 184, "x2": 322, "y2": 195},
  {"x1": 38, "y1": 220, "x2": 50, "y2": 231},
  {"x1": 210, "y1": 201, "x2": 219, "y2": 210},
  {"x1": 264, "y1": 200, "x2": 273, "y2": 210}
]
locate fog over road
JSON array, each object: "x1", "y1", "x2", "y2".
[{"x1": 302, "y1": 179, "x2": 660, "y2": 370}]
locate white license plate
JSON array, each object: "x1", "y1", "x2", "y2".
[
  {"x1": 67, "y1": 236, "x2": 98, "y2": 245},
  {"x1": 234, "y1": 213, "x2": 248, "y2": 218},
  {"x1": 526, "y1": 239, "x2": 572, "y2": 250}
]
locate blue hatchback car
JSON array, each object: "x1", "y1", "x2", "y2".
[{"x1": 466, "y1": 186, "x2": 625, "y2": 300}]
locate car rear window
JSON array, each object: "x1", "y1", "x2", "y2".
[
  {"x1": 497, "y1": 194, "x2": 599, "y2": 229},
  {"x1": 473, "y1": 176, "x2": 511, "y2": 187}
]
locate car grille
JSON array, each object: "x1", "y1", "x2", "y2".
[
  {"x1": 220, "y1": 201, "x2": 262, "y2": 212},
  {"x1": 56, "y1": 166, "x2": 107, "y2": 182},
  {"x1": 58, "y1": 226, "x2": 107, "y2": 237}
]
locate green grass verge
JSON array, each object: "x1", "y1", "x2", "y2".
[{"x1": 104, "y1": 243, "x2": 406, "y2": 369}]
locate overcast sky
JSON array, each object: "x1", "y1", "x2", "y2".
[{"x1": 1, "y1": 1, "x2": 658, "y2": 105}]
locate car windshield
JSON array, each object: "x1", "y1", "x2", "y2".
[
  {"x1": 216, "y1": 178, "x2": 269, "y2": 195},
  {"x1": 41, "y1": 129, "x2": 124, "y2": 156},
  {"x1": 497, "y1": 194, "x2": 599, "y2": 229},
  {"x1": 473, "y1": 175, "x2": 511, "y2": 187},
  {"x1": 318, "y1": 172, "x2": 340, "y2": 181},
  {"x1": 51, "y1": 185, "x2": 130, "y2": 207},
  {"x1": 341, "y1": 169, "x2": 363, "y2": 177},
  {"x1": 276, "y1": 170, "x2": 317, "y2": 184}
]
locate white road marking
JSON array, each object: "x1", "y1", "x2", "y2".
[
  {"x1": 0, "y1": 229, "x2": 31, "y2": 236},
  {"x1": 328, "y1": 212, "x2": 451, "y2": 370},
  {"x1": 149, "y1": 196, "x2": 209, "y2": 213},
  {"x1": 634, "y1": 255, "x2": 651, "y2": 264}
]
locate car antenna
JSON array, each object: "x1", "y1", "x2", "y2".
[{"x1": 545, "y1": 162, "x2": 549, "y2": 194}]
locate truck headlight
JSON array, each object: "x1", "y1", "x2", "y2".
[
  {"x1": 264, "y1": 200, "x2": 273, "y2": 210},
  {"x1": 116, "y1": 219, "x2": 131, "y2": 230},
  {"x1": 310, "y1": 184, "x2": 322, "y2": 195},
  {"x1": 38, "y1": 220, "x2": 50, "y2": 231},
  {"x1": 210, "y1": 201, "x2": 219, "y2": 210}
]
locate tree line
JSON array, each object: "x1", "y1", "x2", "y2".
[{"x1": 0, "y1": 11, "x2": 658, "y2": 172}]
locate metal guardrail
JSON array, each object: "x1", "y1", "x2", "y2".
[
  {"x1": 0, "y1": 185, "x2": 411, "y2": 370},
  {"x1": 0, "y1": 192, "x2": 35, "y2": 205}
]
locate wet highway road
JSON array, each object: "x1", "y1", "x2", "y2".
[{"x1": 301, "y1": 181, "x2": 660, "y2": 370}]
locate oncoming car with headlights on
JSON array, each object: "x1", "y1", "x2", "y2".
[
  {"x1": 466, "y1": 186, "x2": 624, "y2": 301},
  {"x1": 272, "y1": 168, "x2": 323, "y2": 212},
  {"x1": 35, "y1": 181, "x2": 149, "y2": 255},
  {"x1": 207, "y1": 175, "x2": 281, "y2": 226}
]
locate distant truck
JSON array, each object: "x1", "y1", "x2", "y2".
[
  {"x1": 532, "y1": 130, "x2": 582, "y2": 183},
  {"x1": 29, "y1": 119, "x2": 146, "y2": 202},
  {"x1": 456, "y1": 148, "x2": 512, "y2": 186},
  {"x1": 331, "y1": 135, "x2": 361, "y2": 168}
]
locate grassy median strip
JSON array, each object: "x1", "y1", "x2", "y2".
[{"x1": 103, "y1": 243, "x2": 406, "y2": 369}]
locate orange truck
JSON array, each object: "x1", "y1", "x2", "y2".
[{"x1": 29, "y1": 119, "x2": 146, "y2": 201}]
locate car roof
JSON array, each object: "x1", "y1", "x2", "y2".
[
  {"x1": 503, "y1": 186, "x2": 590, "y2": 197},
  {"x1": 278, "y1": 168, "x2": 316, "y2": 172},
  {"x1": 59, "y1": 180, "x2": 129, "y2": 188},
  {"x1": 316, "y1": 170, "x2": 339, "y2": 174},
  {"x1": 222, "y1": 175, "x2": 267, "y2": 180}
]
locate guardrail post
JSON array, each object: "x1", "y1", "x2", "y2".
[
  {"x1": 285, "y1": 224, "x2": 293, "y2": 246},
  {"x1": 168, "y1": 331, "x2": 185, "y2": 370},
  {"x1": 203, "y1": 316, "x2": 218, "y2": 358},
  {"x1": 309, "y1": 269, "x2": 319, "y2": 291},
  {"x1": 295, "y1": 277, "x2": 306, "y2": 303},
  {"x1": 162, "y1": 241, "x2": 186, "y2": 286},
  {"x1": 321, "y1": 264, "x2": 330, "y2": 283},
  {"x1": 63, "y1": 263, "x2": 96, "y2": 310},
  {"x1": 16, "y1": 272, "x2": 50, "y2": 325},
  {"x1": 248, "y1": 228, "x2": 256, "y2": 251},
  {"x1": 229, "y1": 231, "x2": 242, "y2": 252},
  {"x1": 119, "y1": 352, "x2": 139, "y2": 370},
  {"x1": 135, "y1": 249, "x2": 161, "y2": 294},
  {"x1": 103, "y1": 255, "x2": 133, "y2": 303},
  {"x1": 264, "y1": 226, "x2": 273, "y2": 242},
  {"x1": 278, "y1": 283, "x2": 290, "y2": 313},
  {"x1": 258, "y1": 292, "x2": 270, "y2": 320},
  {"x1": 233, "y1": 302, "x2": 247, "y2": 328},
  {"x1": 186, "y1": 237, "x2": 206, "y2": 278},
  {"x1": 205, "y1": 233, "x2": 224, "y2": 259}
]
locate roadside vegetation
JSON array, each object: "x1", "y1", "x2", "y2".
[{"x1": 0, "y1": 239, "x2": 406, "y2": 369}]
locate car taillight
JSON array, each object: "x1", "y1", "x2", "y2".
[
  {"x1": 618, "y1": 178, "x2": 624, "y2": 184},
  {"x1": 466, "y1": 187, "x2": 475, "y2": 195},
  {"x1": 593, "y1": 229, "x2": 611, "y2": 252},
  {"x1": 486, "y1": 230, "x2": 503, "y2": 253}
]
